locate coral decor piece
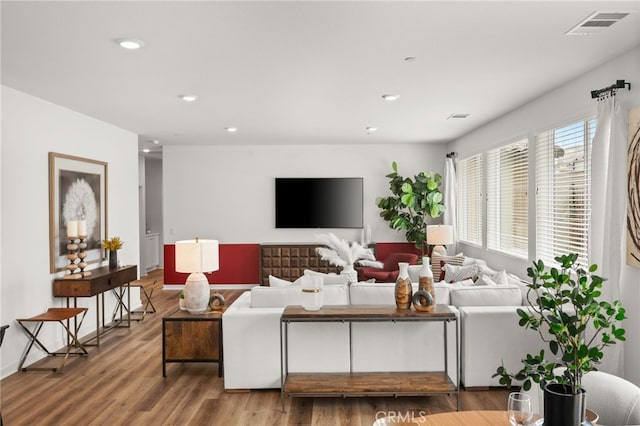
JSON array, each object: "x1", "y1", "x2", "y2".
[{"x1": 315, "y1": 233, "x2": 381, "y2": 270}]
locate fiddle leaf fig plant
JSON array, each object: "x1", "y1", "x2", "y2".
[
  {"x1": 376, "y1": 161, "x2": 445, "y2": 254},
  {"x1": 494, "y1": 253, "x2": 626, "y2": 395}
]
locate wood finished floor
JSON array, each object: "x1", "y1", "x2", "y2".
[{"x1": 0, "y1": 270, "x2": 511, "y2": 425}]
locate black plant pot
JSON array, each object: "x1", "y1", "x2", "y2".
[{"x1": 544, "y1": 383, "x2": 588, "y2": 426}]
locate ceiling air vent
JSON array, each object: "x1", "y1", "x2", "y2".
[{"x1": 566, "y1": 11, "x2": 631, "y2": 35}]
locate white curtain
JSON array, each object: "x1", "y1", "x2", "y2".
[
  {"x1": 443, "y1": 157, "x2": 457, "y2": 254},
  {"x1": 589, "y1": 95, "x2": 627, "y2": 376}
]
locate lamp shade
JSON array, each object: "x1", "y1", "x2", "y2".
[
  {"x1": 175, "y1": 239, "x2": 219, "y2": 273},
  {"x1": 426, "y1": 225, "x2": 454, "y2": 245}
]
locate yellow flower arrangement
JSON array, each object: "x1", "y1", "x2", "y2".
[{"x1": 102, "y1": 236, "x2": 124, "y2": 251}]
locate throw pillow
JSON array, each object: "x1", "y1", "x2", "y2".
[
  {"x1": 431, "y1": 253, "x2": 465, "y2": 280},
  {"x1": 462, "y1": 256, "x2": 487, "y2": 266},
  {"x1": 303, "y1": 269, "x2": 349, "y2": 285},
  {"x1": 268, "y1": 275, "x2": 302, "y2": 287},
  {"x1": 443, "y1": 263, "x2": 480, "y2": 283},
  {"x1": 474, "y1": 274, "x2": 497, "y2": 286}
]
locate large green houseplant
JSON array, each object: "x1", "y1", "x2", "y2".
[
  {"x1": 494, "y1": 253, "x2": 626, "y2": 425},
  {"x1": 376, "y1": 162, "x2": 445, "y2": 254}
]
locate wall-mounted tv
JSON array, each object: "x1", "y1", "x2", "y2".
[{"x1": 275, "y1": 177, "x2": 363, "y2": 228}]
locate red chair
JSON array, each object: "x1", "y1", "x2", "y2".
[{"x1": 359, "y1": 252, "x2": 419, "y2": 282}]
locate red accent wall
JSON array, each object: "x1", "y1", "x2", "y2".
[
  {"x1": 164, "y1": 244, "x2": 260, "y2": 285},
  {"x1": 164, "y1": 242, "x2": 423, "y2": 285}
]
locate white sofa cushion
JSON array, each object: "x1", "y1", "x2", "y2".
[
  {"x1": 250, "y1": 284, "x2": 350, "y2": 308},
  {"x1": 449, "y1": 285, "x2": 522, "y2": 307}
]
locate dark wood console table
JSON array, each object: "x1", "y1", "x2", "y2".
[
  {"x1": 53, "y1": 265, "x2": 138, "y2": 346},
  {"x1": 279, "y1": 304, "x2": 459, "y2": 412}
]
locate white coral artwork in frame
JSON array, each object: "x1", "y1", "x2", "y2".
[{"x1": 49, "y1": 152, "x2": 108, "y2": 272}]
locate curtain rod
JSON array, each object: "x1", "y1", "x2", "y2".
[
  {"x1": 591, "y1": 79, "x2": 631, "y2": 99},
  {"x1": 446, "y1": 152, "x2": 457, "y2": 159}
]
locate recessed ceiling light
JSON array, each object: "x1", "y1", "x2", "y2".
[
  {"x1": 117, "y1": 39, "x2": 144, "y2": 50},
  {"x1": 382, "y1": 94, "x2": 400, "y2": 101},
  {"x1": 180, "y1": 94, "x2": 198, "y2": 102},
  {"x1": 366, "y1": 127, "x2": 378, "y2": 133},
  {"x1": 225, "y1": 127, "x2": 238, "y2": 133},
  {"x1": 142, "y1": 148, "x2": 151, "y2": 153},
  {"x1": 447, "y1": 113, "x2": 470, "y2": 120},
  {"x1": 151, "y1": 139, "x2": 160, "y2": 145}
]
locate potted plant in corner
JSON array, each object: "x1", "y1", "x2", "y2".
[
  {"x1": 376, "y1": 161, "x2": 445, "y2": 255},
  {"x1": 494, "y1": 253, "x2": 626, "y2": 426}
]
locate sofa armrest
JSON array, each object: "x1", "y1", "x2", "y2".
[
  {"x1": 223, "y1": 292, "x2": 286, "y2": 389},
  {"x1": 458, "y1": 306, "x2": 544, "y2": 388}
]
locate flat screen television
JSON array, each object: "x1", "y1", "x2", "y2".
[{"x1": 275, "y1": 177, "x2": 363, "y2": 228}]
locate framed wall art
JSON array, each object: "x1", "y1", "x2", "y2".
[
  {"x1": 49, "y1": 152, "x2": 108, "y2": 273},
  {"x1": 628, "y1": 108, "x2": 640, "y2": 269}
]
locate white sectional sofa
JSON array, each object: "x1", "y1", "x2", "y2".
[{"x1": 222, "y1": 271, "x2": 543, "y2": 390}]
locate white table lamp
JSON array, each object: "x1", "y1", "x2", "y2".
[
  {"x1": 175, "y1": 238, "x2": 219, "y2": 314},
  {"x1": 427, "y1": 225, "x2": 453, "y2": 257}
]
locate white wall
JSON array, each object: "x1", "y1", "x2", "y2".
[
  {"x1": 163, "y1": 143, "x2": 448, "y2": 245},
  {"x1": 0, "y1": 86, "x2": 140, "y2": 379},
  {"x1": 448, "y1": 46, "x2": 640, "y2": 384}
]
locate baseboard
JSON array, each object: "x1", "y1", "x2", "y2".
[{"x1": 162, "y1": 284, "x2": 257, "y2": 291}]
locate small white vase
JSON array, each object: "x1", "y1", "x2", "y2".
[
  {"x1": 301, "y1": 275, "x2": 324, "y2": 311},
  {"x1": 340, "y1": 264, "x2": 358, "y2": 284}
]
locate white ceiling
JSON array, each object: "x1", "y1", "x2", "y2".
[{"x1": 2, "y1": 1, "x2": 640, "y2": 157}]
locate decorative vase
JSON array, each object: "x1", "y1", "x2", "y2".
[
  {"x1": 544, "y1": 383, "x2": 587, "y2": 426},
  {"x1": 394, "y1": 262, "x2": 412, "y2": 309},
  {"x1": 179, "y1": 298, "x2": 187, "y2": 311},
  {"x1": 209, "y1": 292, "x2": 226, "y2": 311},
  {"x1": 413, "y1": 256, "x2": 435, "y2": 312},
  {"x1": 301, "y1": 275, "x2": 323, "y2": 311},
  {"x1": 340, "y1": 264, "x2": 358, "y2": 284},
  {"x1": 109, "y1": 250, "x2": 118, "y2": 269}
]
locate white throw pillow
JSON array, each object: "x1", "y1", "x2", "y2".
[
  {"x1": 303, "y1": 269, "x2": 348, "y2": 285},
  {"x1": 268, "y1": 275, "x2": 302, "y2": 287},
  {"x1": 443, "y1": 263, "x2": 480, "y2": 283},
  {"x1": 493, "y1": 270, "x2": 509, "y2": 286},
  {"x1": 474, "y1": 274, "x2": 496, "y2": 286},
  {"x1": 462, "y1": 256, "x2": 487, "y2": 266}
]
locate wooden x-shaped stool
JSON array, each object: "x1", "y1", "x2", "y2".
[{"x1": 17, "y1": 307, "x2": 89, "y2": 372}]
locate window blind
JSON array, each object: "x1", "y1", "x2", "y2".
[
  {"x1": 486, "y1": 139, "x2": 528, "y2": 257},
  {"x1": 535, "y1": 120, "x2": 595, "y2": 265},
  {"x1": 456, "y1": 154, "x2": 483, "y2": 246}
]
